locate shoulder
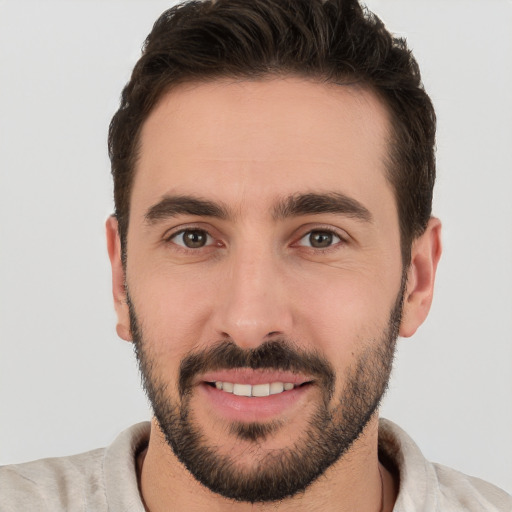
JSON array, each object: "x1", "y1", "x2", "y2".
[
  {"x1": 433, "y1": 463, "x2": 512, "y2": 512},
  {"x1": 0, "y1": 448, "x2": 107, "y2": 511},
  {"x1": 378, "y1": 418, "x2": 512, "y2": 512},
  {"x1": 0, "y1": 422, "x2": 150, "y2": 512}
]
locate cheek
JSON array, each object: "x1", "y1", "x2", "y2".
[
  {"x1": 293, "y1": 276, "x2": 398, "y2": 405},
  {"x1": 128, "y1": 263, "x2": 219, "y2": 357},
  {"x1": 291, "y1": 268, "x2": 397, "y2": 359}
]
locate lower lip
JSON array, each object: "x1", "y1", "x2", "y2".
[{"x1": 199, "y1": 382, "x2": 312, "y2": 423}]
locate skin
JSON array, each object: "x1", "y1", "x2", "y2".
[{"x1": 106, "y1": 77, "x2": 441, "y2": 512}]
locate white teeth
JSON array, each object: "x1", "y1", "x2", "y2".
[
  {"x1": 222, "y1": 382, "x2": 234, "y2": 393},
  {"x1": 252, "y1": 383, "x2": 270, "y2": 397},
  {"x1": 269, "y1": 382, "x2": 284, "y2": 395},
  {"x1": 233, "y1": 383, "x2": 252, "y2": 397},
  {"x1": 214, "y1": 381, "x2": 297, "y2": 397}
]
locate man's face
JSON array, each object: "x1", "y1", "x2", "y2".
[{"x1": 117, "y1": 78, "x2": 406, "y2": 501}]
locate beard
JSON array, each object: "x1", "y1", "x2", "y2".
[{"x1": 129, "y1": 278, "x2": 404, "y2": 503}]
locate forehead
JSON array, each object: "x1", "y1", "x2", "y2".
[{"x1": 133, "y1": 77, "x2": 393, "y2": 215}]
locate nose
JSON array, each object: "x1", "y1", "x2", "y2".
[{"x1": 212, "y1": 244, "x2": 293, "y2": 349}]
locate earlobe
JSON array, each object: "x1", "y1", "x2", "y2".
[
  {"x1": 106, "y1": 216, "x2": 132, "y2": 342},
  {"x1": 399, "y1": 217, "x2": 442, "y2": 338}
]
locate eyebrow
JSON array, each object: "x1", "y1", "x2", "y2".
[
  {"x1": 145, "y1": 195, "x2": 229, "y2": 224},
  {"x1": 144, "y1": 191, "x2": 372, "y2": 225},
  {"x1": 272, "y1": 192, "x2": 372, "y2": 222}
]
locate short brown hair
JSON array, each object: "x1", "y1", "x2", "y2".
[{"x1": 108, "y1": 0, "x2": 436, "y2": 265}]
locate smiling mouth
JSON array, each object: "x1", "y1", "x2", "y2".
[{"x1": 206, "y1": 381, "x2": 312, "y2": 397}]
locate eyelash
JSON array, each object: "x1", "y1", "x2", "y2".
[
  {"x1": 164, "y1": 227, "x2": 218, "y2": 250},
  {"x1": 163, "y1": 226, "x2": 348, "y2": 252},
  {"x1": 295, "y1": 229, "x2": 343, "y2": 249}
]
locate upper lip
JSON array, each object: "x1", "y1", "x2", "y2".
[{"x1": 198, "y1": 368, "x2": 314, "y2": 386}]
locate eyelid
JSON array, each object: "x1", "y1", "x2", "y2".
[
  {"x1": 292, "y1": 225, "x2": 350, "y2": 249},
  {"x1": 297, "y1": 231, "x2": 341, "y2": 247},
  {"x1": 169, "y1": 229, "x2": 214, "y2": 248},
  {"x1": 163, "y1": 224, "x2": 220, "y2": 247}
]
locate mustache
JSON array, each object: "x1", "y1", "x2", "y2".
[{"x1": 178, "y1": 339, "x2": 335, "y2": 399}]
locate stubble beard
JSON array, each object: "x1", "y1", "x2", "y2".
[{"x1": 129, "y1": 280, "x2": 404, "y2": 504}]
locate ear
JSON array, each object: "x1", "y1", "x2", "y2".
[
  {"x1": 399, "y1": 217, "x2": 442, "y2": 338},
  {"x1": 106, "y1": 216, "x2": 132, "y2": 342}
]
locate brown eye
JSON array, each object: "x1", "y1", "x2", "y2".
[
  {"x1": 172, "y1": 229, "x2": 212, "y2": 248},
  {"x1": 298, "y1": 230, "x2": 341, "y2": 248}
]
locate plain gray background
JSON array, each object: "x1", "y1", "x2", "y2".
[{"x1": 1, "y1": 0, "x2": 511, "y2": 493}]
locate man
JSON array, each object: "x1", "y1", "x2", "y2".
[{"x1": 1, "y1": 0, "x2": 510, "y2": 510}]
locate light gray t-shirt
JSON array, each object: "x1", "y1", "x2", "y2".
[{"x1": 1, "y1": 419, "x2": 510, "y2": 511}]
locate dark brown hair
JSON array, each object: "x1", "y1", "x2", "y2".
[{"x1": 108, "y1": 0, "x2": 436, "y2": 265}]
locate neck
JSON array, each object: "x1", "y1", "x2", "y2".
[{"x1": 138, "y1": 415, "x2": 397, "y2": 512}]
